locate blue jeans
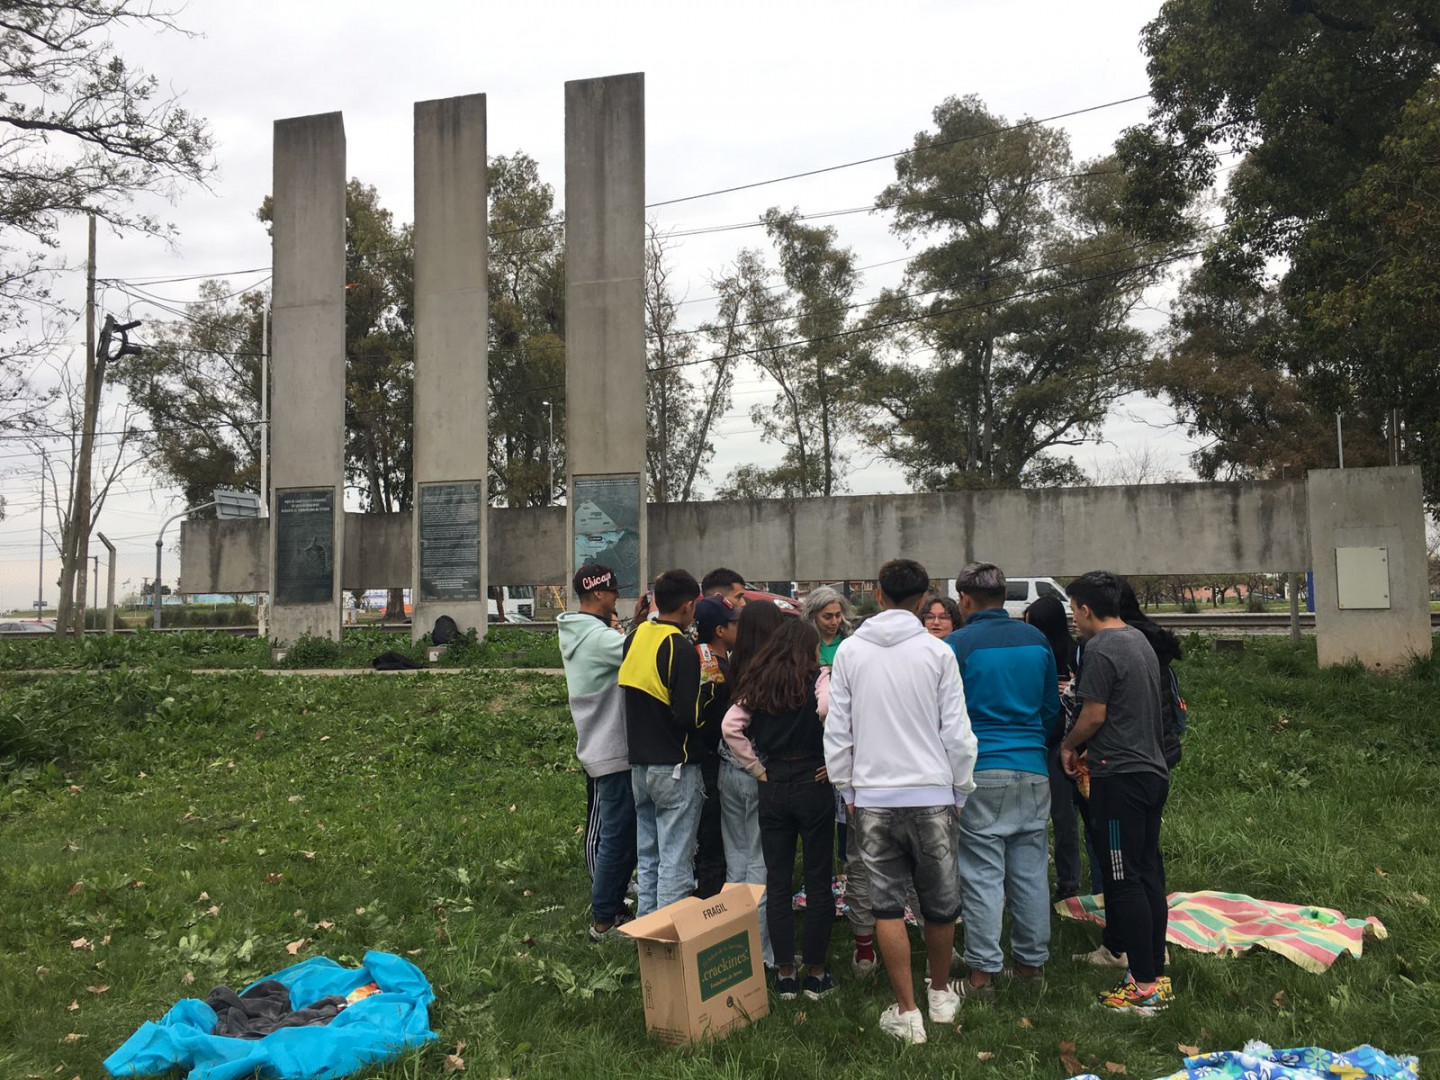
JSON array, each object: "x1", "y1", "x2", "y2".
[
  {"x1": 590, "y1": 770, "x2": 638, "y2": 926},
  {"x1": 958, "y1": 769, "x2": 1052, "y2": 972},
  {"x1": 719, "y1": 761, "x2": 772, "y2": 965},
  {"x1": 631, "y1": 763, "x2": 705, "y2": 916}
]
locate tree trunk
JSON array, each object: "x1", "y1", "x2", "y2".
[{"x1": 385, "y1": 587, "x2": 405, "y2": 621}]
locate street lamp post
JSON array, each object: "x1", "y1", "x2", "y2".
[
  {"x1": 541, "y1": 399, "x2": 555, "y2": 503},
  {"x1": 154, "y1": 501, "x2": 216, "y2": 629}
]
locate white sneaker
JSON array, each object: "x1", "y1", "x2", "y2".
[
  {"x1": 879, "y1": 1004, "x2": 927, "y2": 1044},
  {"x1": 927, "y1": 981, "x2": 962, "y2": 1023},
  {"x1": 1073, "y1": 944, "x2": 1128, "y2": 968}
]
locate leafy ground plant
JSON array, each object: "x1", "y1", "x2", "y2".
[{"x1": 0, "y1": 639, "x2": 1436, "y2": 1078}]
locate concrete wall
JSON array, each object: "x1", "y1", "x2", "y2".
[
  {"x1": 565, "y1": 73, "x2": 647, "y2": 599},
  {"x1": 184, "y1": 479, "x2": 1308, "y2": 593},
  {"x1": 650, "y1": 480, "x2": 1310, "y2": 579},
  {"x1": 411, "y1": 94, "x2": 489, "y2": 641},
  {"x1": 183, "y1": 506, "x2": 568, "y2": 593},
  {"x1": 1307, "y1": 466, "x2": 1431, "y2": 669},
  {"x1": 269, "y1": 112, "x2": 347, "y2": 641}
]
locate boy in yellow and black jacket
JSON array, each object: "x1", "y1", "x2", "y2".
[{"x1": 619, "y1": 569, "x2": 712, "y2": 916}]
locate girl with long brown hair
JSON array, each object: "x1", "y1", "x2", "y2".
[{"x1": 723, "y1": 618, "x2": 836, "y2": 1000}]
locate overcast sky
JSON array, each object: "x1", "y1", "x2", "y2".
[{"x1": 0, "y1": 0, "x2": 1206, "y2": 605}]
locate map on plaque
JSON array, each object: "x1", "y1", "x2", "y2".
[
  {"x1": 573, "y1": 475, "x2": 642, "y2": 597},
  {"x1": 275, "y1": 488, "x2": 335, "y2": 605},
  {"x1": 419, "y1": 481, "x2": 482, "y2": 602}
]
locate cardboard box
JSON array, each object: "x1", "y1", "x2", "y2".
[{"x1": 618, "y1": 883, "x2": 769, "y2": 1046}]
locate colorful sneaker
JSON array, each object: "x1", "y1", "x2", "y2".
[
  {"x1": 774, "y1": 971, "x2": 800, "y2": 1000},
  {"x1": 1073, "y1": 944, "x2": 1128, "y2": 968},
  {"x1": 1098, "y1": 974, "x2": 1170, "y2": 1015},
  {"x1": 804, "y1": 971, "x2": 838, "y2": 1000},
  {"x1": 879, "y1": 1003, "x2": 927, "y2": 1045}
]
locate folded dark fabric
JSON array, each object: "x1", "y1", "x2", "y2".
[
  {"x1": 372, "y1": 650, "x2": 421, "y2": 671},
  {"x1": 205, "y1": 980, "x2": 348, "y2": 1040}
]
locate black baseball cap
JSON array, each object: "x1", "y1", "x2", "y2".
[
  {"x1": 695, "y1": 595, "x2": 742, "y2": 644},
  {"x1": 574, "y1": 564, "x2": 619, "y2": 595}
]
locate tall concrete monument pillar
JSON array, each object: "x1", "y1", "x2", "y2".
[
  {"x1": 565, "y1": 73, "x2": 647, "y2": 604},
  {"x1": 269, "y1": 113, "x2": 346, "y2": 643},
  {"x1": 1307, "y1": 465, "x2": 1432, "y2": 670},
  {"x1": 411, "y1": 94, "x2": 489, "y2": 642}
]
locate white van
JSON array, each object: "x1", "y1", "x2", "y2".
[{"x1": 948, "y1": 576, "x2": 1070, "y2": 618}]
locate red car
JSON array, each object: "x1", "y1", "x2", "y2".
[{"x1": 741, "y1": 589, "x2": 801, "y2": 616}]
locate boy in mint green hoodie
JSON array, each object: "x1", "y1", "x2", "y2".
[{"x1": 558, "y1": 564, "x2": 636, "y2": 940}]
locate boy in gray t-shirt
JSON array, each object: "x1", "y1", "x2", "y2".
[
  {"x1": 1061, "y1": 572, "x2": 1172, "y2": 1015},
  {"x1": 1075, "y1": 626, "x2": 1167, "y2": 780}
]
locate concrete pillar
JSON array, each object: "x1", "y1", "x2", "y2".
[
  {"x1": 269, "y1": 112, "x2": 346, "y2": 643},
  {"x1": 411, "y1": 94, "x2": 489, "y2": 642},
  {"x1": 1307, "y1": 466, "x2": 1432, "y2": 669},
  {"x1": 565, "y1": 73, "x2": 647, "y2": 603}
]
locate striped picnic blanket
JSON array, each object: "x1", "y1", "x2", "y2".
[{"x1": 1056, "y1": 891, "x2": 1387, "y2": 973}]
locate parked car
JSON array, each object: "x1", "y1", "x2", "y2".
[
  {"x1": 741, "y1": 589, "x2": 801, "y2": 616},
  {"x1": 0, "y1": 620, "x2": 56, "y2": 634},
  {"x1": 947, "y1": 576, "x2": 1071, "y2": 618}
]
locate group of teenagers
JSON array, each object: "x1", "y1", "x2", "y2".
[{"x1": 557, "y1": 557, "x2": 1183, "y2": 1045}]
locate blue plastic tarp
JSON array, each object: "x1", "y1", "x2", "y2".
[{"x1": 104, "y1": 950, "x2": 437, "y2": 1080}]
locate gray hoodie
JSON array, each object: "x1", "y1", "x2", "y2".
[
  {"x1": 557, "y1": 611, "x2": 629, "y2": 777},
  {"x1": 823, "y1": 607, "x2": 977, "y2": 808}
]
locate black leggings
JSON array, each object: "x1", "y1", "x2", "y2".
[
  {"x1": 758, "y1": 762, "x2": 835, "y2": 968},
  {"x1": 1089, "y1": 772, "x2": 1169, "y2": 982}
]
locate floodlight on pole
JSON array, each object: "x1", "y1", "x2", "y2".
[{"x1": 154, "y1": 490, "x2": 262, "y2": 629}]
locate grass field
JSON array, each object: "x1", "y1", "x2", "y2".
[{"x1": 2, "y1": 636, "x2": 1438, "y2": 1079}]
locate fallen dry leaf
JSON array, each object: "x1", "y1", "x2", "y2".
[
  {"x1": 67, "y1": 1000, "x2": 79, "y2": 1011},
  {"x1": 1105, "y1": 1063, "x2": 1128, "y2": 1075},
  {"x1": 100, "y1": 935, "x2": 111, "y2": 947},
  {"x1": 1410, "y1": 892, "x2": 1430, "y2": 906},
  {"x1": 1179, "y1": 1045, "x2": 1201, "y2": 1057},
  {"x1": 36, "y1": 966, "x2": 50, "y2": 977},
  {"x1": 182, "y1": 971, "x2": 195, "y2": 986},
  {"x1": 204, "y1": 905, "x2": 220, "y2": 917},
  {"x1": 137, "y1": 771, "x2": 147, "y2": 778},
  {"x1": 70, "y1": 937, "x2": 91, "y2": 951},
  {"x1": 301, "y1": 850, "x2": 316, "y2": 860},
  {"x1": 86, "y1": 985, "x2": 109, "y2": 995},
  {"x1": 522, "y1": 889, "x2": 533, "y2": 898},
  {"x1": 285, "y1": 938, "x2": 308, "y2": 956},
  {"x1": 442, "y1": 1052, "x2": 466, "y2": 1074},
  {"x1": 226, "y1": 761, "x2": 236, "y2": 770},
  {"x1": 198, "y1": 892, "x2": 210, "y2": 901},
  {"x1": 131, "y1": 880, "x2": 145, "y2": 889},
  {"x1": 1059, "y1": 1040, "x2": 1085, "y2": 1077},
  {"x1": 61, "y1": 1033, "x2": 85, "y2": 1043},
  {"x1": 1273, "y1": 990, "x2": 1291, "y2": 1009},
  {"x1": 1019, "y1": 1017, "x2": 1034, "y2": 1029},
  {"x1": 67, "y1": 785, "x2": 83, "y2": 795},
  {"x1": 1376, "y1": 866, "x2": 1389, "y2": 878},
  {"x1": 508, "y1": 804, "x2": 517, "y2": 813},
  {"x1": 66, "y1": 881, "x2": 83, "y2": 898},
  {"x1": 314, "y1": 920, "x2": 335, "y2": 930},
  {"x1": 293, "y1": 909, "x2": 304, "y2": 918},
  {"x1": 254, "y1": 728, "x2": 265, "y2": 740},
  {"x1": 977, "y1": 1052, "x2": 996, "y2": 1062},
  {"x1": 407, "y1": 948, "x2": 423, "y2": 956},
  {"x1": 793, "y1": 1010, "x2": 807, "y2": 1026},
  {"x1": 355, "y1": 907, "x2": 366, "y2": 915},
  {"x1": 319, "y1": 735, "x2": 330, "y2": 742},
  {"x1": 264, "y1": 873, "x2": 284, "y2": 885},
  {"x1": 288, "y1": 795, "x2": 303, "y2": 803}
]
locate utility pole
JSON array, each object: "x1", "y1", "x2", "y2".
[
  {"x1": 260, "y1": 304, "x2": 269, "y2": 515},
  {"x1": 542, "y1": 399, "x2": 555, "y2": 503},
  {"x1": 57, "y1": 216, "x2": 97, "y2": 635},
  {"x1": 37, "y1": 448, "x2": 46, "y2": 618}
]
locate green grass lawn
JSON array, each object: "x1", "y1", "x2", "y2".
[
  {"x1": 0, "y1": 625, "x2": 563, "y2": 673},
  {"x1": 2, "y1": 637, "x2": 1438, "y2": 1079}
]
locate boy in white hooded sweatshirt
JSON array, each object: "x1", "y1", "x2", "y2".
[{"x1": 824, "y1": 558, "x2": 978, "y2": 1045}]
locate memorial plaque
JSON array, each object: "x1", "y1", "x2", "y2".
[
  {"x1": 275, "y1": 488, "x2": 335, "y2": 605},
  {"x1": 574, "y1": 475, "x2": 642, "y2": 597},
  {"x1": 419, "y1": 481, "x2": 482, "y2": 602}
]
